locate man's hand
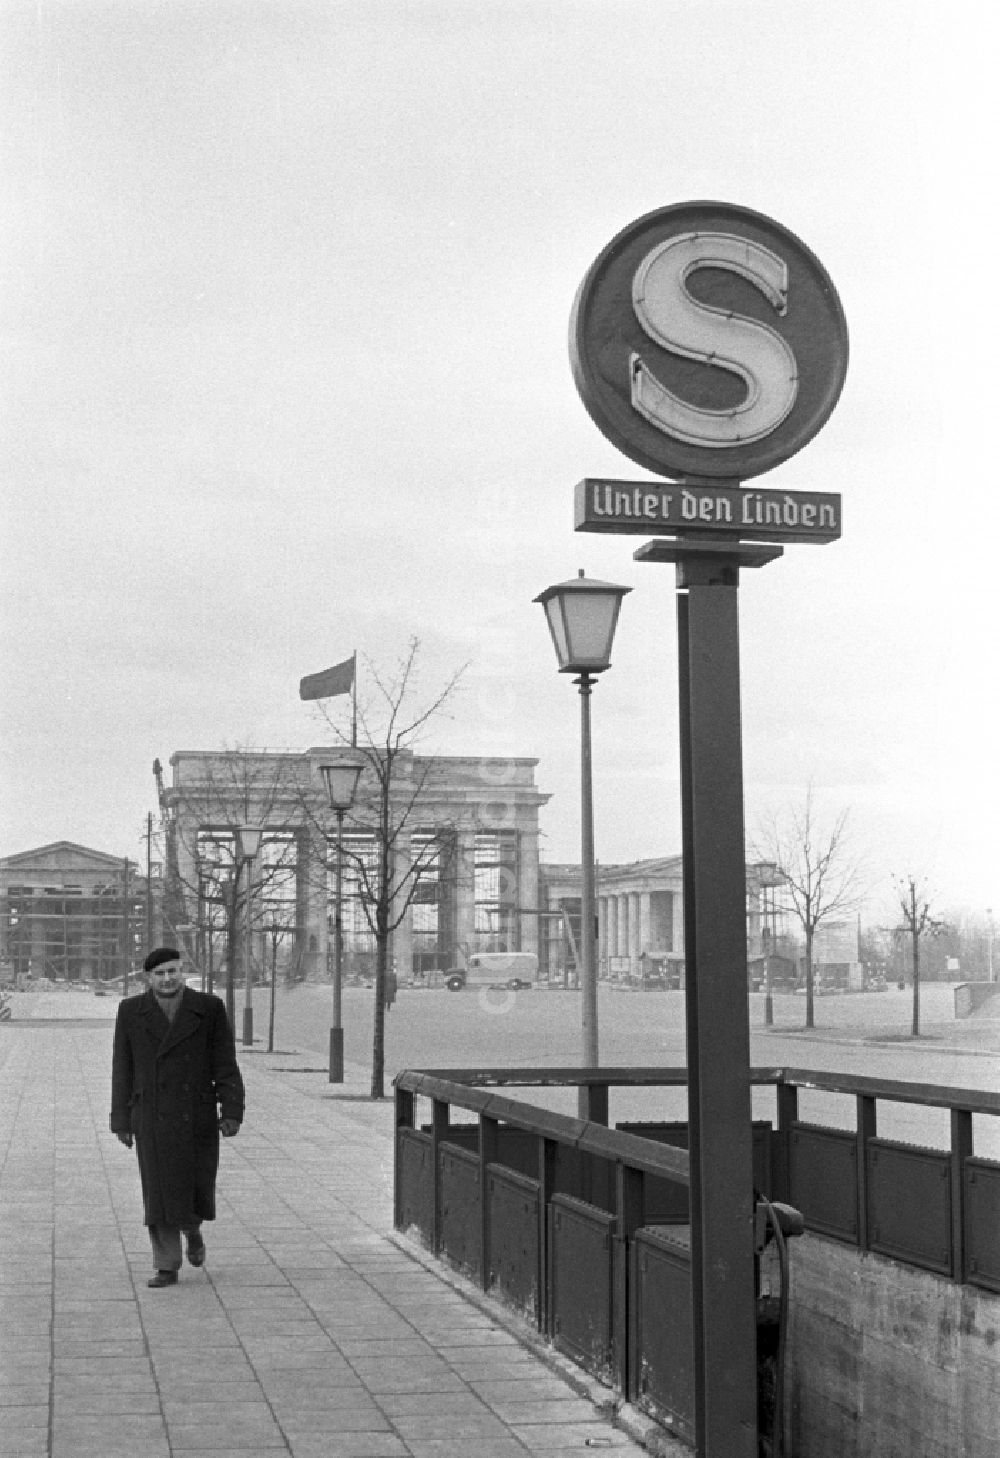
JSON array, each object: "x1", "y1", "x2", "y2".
[
  {"x1": 115, "y1": 1131, "x2": 133, "y2": 1148},
  {"x1": 219, "y1": 1118, "x2": 240, "y2": 1138}
]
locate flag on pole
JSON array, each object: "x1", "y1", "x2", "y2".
[{"x1": 299, "y1": 654, "x2": 355, "y2": 702}]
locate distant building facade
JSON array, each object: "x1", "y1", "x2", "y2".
[
  {"x1": 160, "y1": 748, "x2": 550, "y2": 982},
  {"x1": 538, "y1": 856, "x2": 776, "y2": 986},
  {"x1": 0, "y1": 841, "x2": 154, "y2": 982}
]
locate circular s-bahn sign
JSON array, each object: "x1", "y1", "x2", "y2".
[{"x1": 570, "y1": 202, "x2": 848, "y2": 481}]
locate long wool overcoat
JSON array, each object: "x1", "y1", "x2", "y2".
[{"x1": 110, "y1": 987, "x2": 245, "y2": 1227}]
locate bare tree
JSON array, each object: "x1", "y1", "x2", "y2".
[
  {"x1": 156, "y1": 749, "x2": 301, "y2": 1032},
  {"x1": 753, "y1": 788, "x2": 864, "y2": 1028},
  {"x1": 892, "y1": 873, "x2": 945, "y2": 1037},
  {"x1": 314, "y1": 639, "x2": 467, "y2": 1098}
]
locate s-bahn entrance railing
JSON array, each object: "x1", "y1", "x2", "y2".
[{"x1": 394, "y1": 1064, "x2": 1000, "y2": 1450}]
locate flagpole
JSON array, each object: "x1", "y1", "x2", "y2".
[{"x1": 351, "y1": 649, "x2": 357, "y2": 748}]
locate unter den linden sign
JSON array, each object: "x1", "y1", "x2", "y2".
[{"x1": 569, "y1": 201, "x2": 848, "y2": 543}]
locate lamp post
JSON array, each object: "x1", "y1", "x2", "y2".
[
  {"x1": 266, "y1": 918, "x2": 285, "y2": 1055},
  {"x1": 121, "y1": 857, "x2": 131, "y2": 996},
  {"x1": 988, "y1": 908, "x2": 995, "y2": 982},
  {"x1": 197, "y1": 863, "x2": 213, "y2": 994},
  {"x1": 175, "y1": 923, "x2": 194, "y2": 988},
  {"x1": 235, "y1": 825, "x2": 263, "y2": 1047},
  {"x1": 758, "y1": 864, "x2": 783, "y2": 1027},
  {"x1": 764, "y1": 886, "x2": 774, "y2": 1026},
  {"x1": 319, "y1": 756, "x2": 365, "y2": 1082},
  {"x1": 217, "y1": 869, "x2": 235, "y2": 1025},
  {"x1": 535, "y1": 570, "x2": 630, "y2": 1116}
]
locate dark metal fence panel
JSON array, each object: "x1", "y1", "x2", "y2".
[
  {"x1": 616, "y1": 1122, "x2": 687, "y2": 1225},
  {"x1": 631, "y1": 1226, "x2": 696, "y2": 1446},
  {"x1": 867, "y1": 1140, "x2": 951, "y2": 1276},
  {"x1": 486, "y1": 1164, "x2": 540, "y2": 1323},
  {"x1": 553, "y1": 1143, "x2": 616, "y2": 1213},
  {"x1": 617, "y1": 1120, "x2": 775, "y2": 1221},
  {"x1": 397, "y1": 1129, "x2": 434, "y2": 1245},
  {"x1": 423, "y1": 1120, "x2": 478, "y2": 1150},
  {"x1": 964, "y1": 1158, "x2": 1000, "y2": 1293},
  {"x1": 439, "y1": 1143, "x2": 482, "y2": 1281},
  {"x1": 790, "y1": 1124, "x2": 858, "y2": 1241},
  {"x1": 548, "y1": 1194, "x2": 615, "y2": 1381},
  {"x1": 429, "y1": 1122, "x2": 537, "y2": 1178},
  {"x1": 497, "y1": 1126, "x2": 540, "y2": 1179}
]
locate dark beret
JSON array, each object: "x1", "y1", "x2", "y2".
[{"x1": 143, "y1": 946, "x2": 181, "y2": 973}]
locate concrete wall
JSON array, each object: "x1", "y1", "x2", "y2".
[
  {"x1": 786, "y1": 1234, "x2": 999, "y2": 1457},
  {"x1": 955, "y1": 981, "x2": 999, "y2": 1017}
]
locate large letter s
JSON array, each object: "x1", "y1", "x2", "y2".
[{"x1": 630, "y1": 232, "x2": 798, "y2": 448}]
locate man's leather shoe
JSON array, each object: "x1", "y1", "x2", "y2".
[
  {"x1": 147, "y1": 1270, "x2": 178, "y2": 1288},
  {"x1": 186, "y1": 1236, "x2": 206, "y2": 1267}
]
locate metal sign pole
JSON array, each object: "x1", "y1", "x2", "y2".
[
  {"x1": 679, "y1": 562, "x2": 757, "y2": 1456},
  {"x1": 641, "y1": 537, "x2": 781, "y2": 1457},
  {"x1": 577, "y1": 671, "x2": 599, "y2": 1083}
]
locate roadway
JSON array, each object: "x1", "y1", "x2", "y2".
[{"x1": 263, "y1": 979, "x2": 1000, "y2": 1157}]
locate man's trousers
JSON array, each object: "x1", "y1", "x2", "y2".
[{"x1": 147, "y1": 1223, "x2": 202, "y2": 1272}]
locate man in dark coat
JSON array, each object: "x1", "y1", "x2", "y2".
[{"x1": 110, "y1": 946, "x2": 245, "y2": 1288}]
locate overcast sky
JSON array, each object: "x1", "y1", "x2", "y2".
[{"x1": 2, "y1": 1, "x2": 997, "y2": 920}]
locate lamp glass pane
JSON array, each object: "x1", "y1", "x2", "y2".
[
  {"x1": 236, "y1": 827, "x2": 263, "y2": 860},
  {"x1": 321, "y1": 763, "x2": 363, "y2": 811},
  {"x1": 562, "y1": 590, "x2": 619, "y2": 667},
  {"x1": 543, "y1": 598, "x2": 570, "y2": 668}
]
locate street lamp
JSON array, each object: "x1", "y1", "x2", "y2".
[
  {"x1": 535, "y1": 569, "x2": 631, "y2": 1113},
  {"x1": 319, "y1": 755, "x2": 365, "y2": 1082},
  {"x1": 234, "y1": 824, "x2": 263, "y2": 1047}
]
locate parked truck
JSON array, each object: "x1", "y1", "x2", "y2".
[{"x1": 444, "y1": 950, "x2": 538, "y2": 992}]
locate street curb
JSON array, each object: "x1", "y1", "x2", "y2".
[{"x1": 389, "y1": 1228, "x2": 689, "y2": 1457}]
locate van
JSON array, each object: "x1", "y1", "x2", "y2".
[{"x1": 445, "y1": 951, "x2": 538, "y2": 992}]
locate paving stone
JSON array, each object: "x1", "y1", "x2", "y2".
[
  {"x1": 511, "y1": 1420, "x2": 639, "y2": 1448},
  {"x1": 403, "y1": 1442, "x2": 533, "y2": 1458},
  {"x1": 258, "y1": 1369, "x2": 366, "y2": 1394},
  {"x1": 374, "y1": 1391, "x2": 494, "y2": 1418},
  {"x1": 330, "y1": 1338, "x2": 434, "y2": 1357},
  {"x1": 280, "y1": 1408, "x2": 392, "y2": 1434},
  {"x1": 52, "y1": 1357, "x2": 152, "y2": 1376},
  {"x1": 390, "y1": 1409, "x2": 517, "y2": 1440},
  {"x1": 471, "y1": 1376, "x2": 587, "y2": 1401},
  {"x1": 284, "y1": 1436, "x2": 409, "y2": 1458},
  {"x1": 51, "y1": 1442, "x2": 170, "y2": 1458},
  {"x1": 51, "y1": 1414, "x2": 170, "y2": 1444},
  {"x1": 0, "y1": 1384, "x2": 50, "y2": 1406},
  {"x1": 0, "y1": 1436, "x2": 48, "y2": 1458},
  {"x1": 166, "y1": 1422, "x2": 288, "y2": 1448},
  {"x1": 493, "y1": 1398, "x2": 600, "y2": 1423},
  {"x1": 54, "y1": 1392, "x2": 161, "y2": 1415},
  {"x1": 53, "y1": 1373, "x2": 157, "y2": 1393},
  {"x1": 0, "y1": 1406, "x2": 48, "y2": 1429},
  {"x1": 159, "y1": 1399, "x2": 276, "y2": 1423},
  {"x1": 266, "y1": 1390, "x2": 375, "y2": 1414}
]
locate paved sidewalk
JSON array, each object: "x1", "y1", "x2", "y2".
[{"x1": 0, "y1": 1010, "x2": 650, "y2": 1458}]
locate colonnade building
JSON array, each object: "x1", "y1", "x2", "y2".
[
  {"x1": 537, "y1": 856, "x2": 776, "y2": 987},
  {"x1": 538, "y1": 856, "x2": 685, "y2": 984},
  {"x1": 159, "y1": 747, "x2": 551, "y2": 982}
]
